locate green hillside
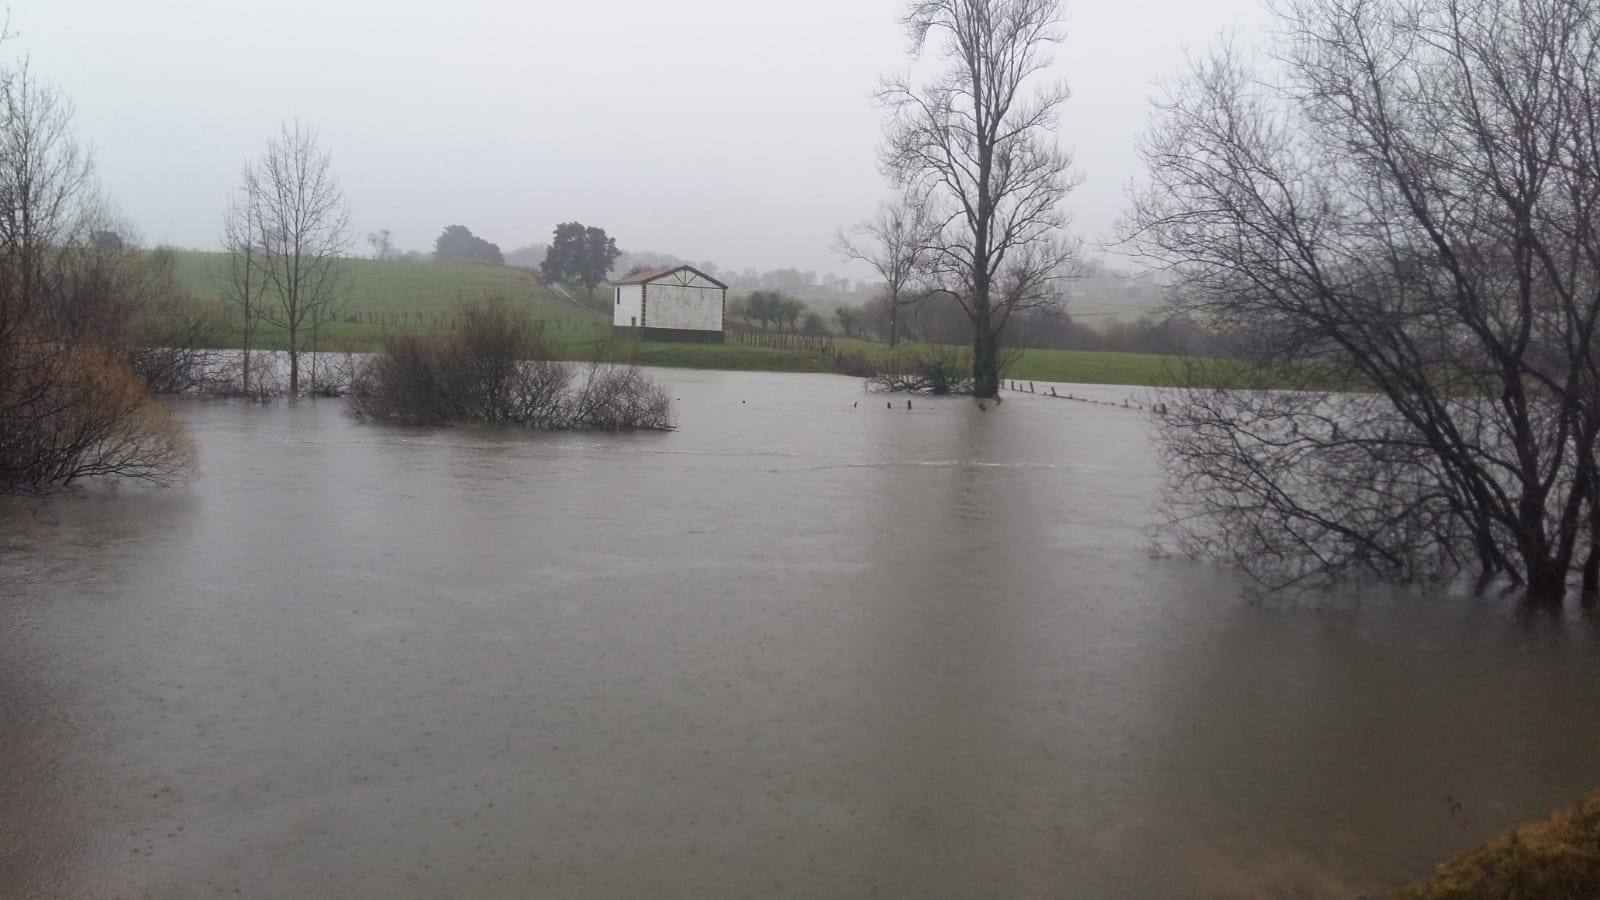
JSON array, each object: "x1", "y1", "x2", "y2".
[{"x1": 171, "y1": 250, "x2": 608, "y2": 350}]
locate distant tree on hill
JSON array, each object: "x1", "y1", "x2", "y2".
[
  {"x1": 540, "y1": 222, "x2": 620, "y2": 300},
  {"x1": 801, "y1": 312, "x2": 828, "y2": 337},
  {"x1": 834, "y1": 306, "x2": 861, "y2": 338},
  {"x1": 859, "y1": 296, "x2": 895, "y2": 341},
  {"x1": 367, "y1": 229, "x2": 396, "y2": 261},
  {"x1": 504, "y1": 243, "x2": 548, "y2": 268},
  {"x1": 741, "y1": 291, "x2": 806, "y2": 332},
  {"x1": 433, "y1": 225, "x2": 504, "y2": 265},
  {"x1": 611, "y1": 249, "x2": 688, "y2": 279},
  {"x1": 778, "y1": 296, "x2": 806, "y2": 332},
  {"x1": 743, "y1": 291, "x2": 777, "y2": 330}
]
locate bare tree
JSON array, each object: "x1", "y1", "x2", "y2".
[
  {"x1": 221, "y1": 187, "x2": 265, "y2": 394},
  {"x1": 836, "y1": 197, "x2": 934, "y2": 347},
  {"x1": 876, "y1": 0, "x2": 1081, "y2": 397},
  {"x1": 367, "y1": 228, "x2": 395, "y2": 261},
  {"x1": 0, "y1": 63, "x2": 192, "y2": 493},
  {"x1": 240, "y1": 120, "x2": 351, "y2": 397},
  {"x1": 0, "y1": 62, "x2": 93, "y2": 321},
  {"x1": 1126, "y1": 0, "x2": 1600, "y2": 603}
]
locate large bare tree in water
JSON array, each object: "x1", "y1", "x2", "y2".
[
  {"x1": 239, "y1": 120, "x2": 350, "y2": 397},
  {"x1": 877, "y1": 0, "x2": 1080, "y2": 398},
  {"x1": 1127, "y1": 0, "x2": 1600, "y2": 602}
]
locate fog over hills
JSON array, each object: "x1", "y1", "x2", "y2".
[{"x1": 21, "y1": 0, "x2": 1264, "y2": 277}]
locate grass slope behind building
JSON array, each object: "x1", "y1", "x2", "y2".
[
  {"x1": 169, "y1": 250, "x2": 607, "y2": 349},
  {"x1": 166, "y1": 250, "x2": 1194, "y2": 387}
]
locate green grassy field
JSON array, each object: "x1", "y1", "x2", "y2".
[
  {"x1": 587, "y1": 338, "x2": 1187, "y2": 385},
  {"x1": 172, "y1": 250, "x2": 1194, "y2": 387},
  {"x1": 596, "y1": 341, "x2": 840, "y2": 373},
  {"x1": 172, "y1": 250, "x2": 607, "y2": 351},
  {"x1": 833, "y1": 339, "x2": 1190, "y2": 387},
  {"x1": 1004, "y1": 349, "x2": 1183, "y2": 385}
]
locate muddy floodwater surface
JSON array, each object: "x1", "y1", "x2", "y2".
[{"x1": 3, "y1": 370, "x2": 1599, "y2": 897}]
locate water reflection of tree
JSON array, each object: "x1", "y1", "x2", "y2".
[{"x1": 1130, "y1": 0, "x2": 1600, "y2": 604}]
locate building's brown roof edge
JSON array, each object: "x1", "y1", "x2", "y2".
[{"x1": 614, "y1": 264, "x2": 728, "y2": 290}]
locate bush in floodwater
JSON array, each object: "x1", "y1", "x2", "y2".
[
  {"x1": 868, "y1": 344, "x2": 976, "y2": 395},
  {"x1": 563, "y1": 361, "x2": 675, "y2": 431},
  {"x1": 2, "y1": 329, "x2": 194, "y2": 493},
  {"x1": 1396, "y1": 790, "x2": 1600, "y2": 899},
  {"x1": 348, "y1": 299, "x2": 674, "y2": 431},
  {"x1": 305, "y1": 350, "x2": 360, "y2": 399},
  {"x1": 127, "y1": 292, "x2": 234, "y2": 395}
]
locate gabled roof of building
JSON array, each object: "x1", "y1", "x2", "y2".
[{"x1": 614, "y1": 264, "x2": 728, "y2": 290}]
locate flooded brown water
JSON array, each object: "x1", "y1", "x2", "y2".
[{"x1": 2, "y1": 370, "x2": 1599, "y2": 898}]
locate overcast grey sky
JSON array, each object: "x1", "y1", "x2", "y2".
[{"x1": 19, "y1": 0, "x2": 1264, "y2": 274}]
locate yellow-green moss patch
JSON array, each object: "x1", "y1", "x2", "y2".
[{"x1": 1396, "y1": 791, "x2": 1600, "y2": 899}]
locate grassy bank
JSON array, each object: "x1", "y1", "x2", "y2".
[
  {"x1": 1396, "y1": 790, "x2": 1600, "y2": 898},
  {"x1": 598, "y1": 339, "x2": 1186, "y2": 383},
  {"x1": 595, "y1": 341, "x2": 840, "y2": 374},
  {"x1": 834, "y1": 339, "x2": 1188, "y2": 388},
  {"x1": 171, "y1": 250, "x2": 1196, "y2": 387}
]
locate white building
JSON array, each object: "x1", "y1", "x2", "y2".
[{"x1": 612, "y1": 265, "x2": 728, "y2": 342}]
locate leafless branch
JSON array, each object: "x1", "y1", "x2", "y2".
[{"x1": 1127, "y1": 0, "x2": 1600, "y2": 602}]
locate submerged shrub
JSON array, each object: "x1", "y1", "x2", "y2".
[
  {"x1": 868, "y1": 344, "x2": 976, "y2": 395},
  {"x1": 126, "y1": 290, "x2": 232, "y2": 395},
  {"x1": 348, "y1": 299, "x2": 674, "y2": 431},
  {"x1": 306, "y1": 351, "x2": 359, "y2": 399},
  {"x1": 1396, "y1": 790, "x2": 1600, "y2": 899},
  {"x1": 563, "y1": 362, "x2": 675, "y2": 431},
  {"x1": 2, "y1": 331, "x2": 194, "y2": 492}
]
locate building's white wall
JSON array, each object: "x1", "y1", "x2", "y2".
[
  {"x1": 645, "y1": 284, "x2": 724, "y2": 331},
  {"x1": 613, "y1": 284, "x2": 645, "y2": 327}
]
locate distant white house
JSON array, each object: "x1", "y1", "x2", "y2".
[{"x1": 612, "y1": 265, "x2": 728, "y2": 343}]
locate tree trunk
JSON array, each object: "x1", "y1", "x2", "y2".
[
  {"x1": 972, "y1": 306, "x2": 999, "y2": 398},
  {"x1": 311, "y1": 314, "x2": 321, "y2": 396},
  {"x1": 1526, "y1": 559, "x2": 1568, "y2": 606},
  {"x1": 1520, "y1": 517, "x2": 1570, "y2": 604},
  {"x1": 240, "y1": 325, "x2": 251, "y2": 394},
  {"x1": 1583, "y1": 503, "x2": 1600, "y2": 606},
  {"x1": 287, "y1": 321, "x2": 300, "y2": 398},
  {"x1": 1581, "y1": 542, "x2": 1599, "y2": 606}
]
